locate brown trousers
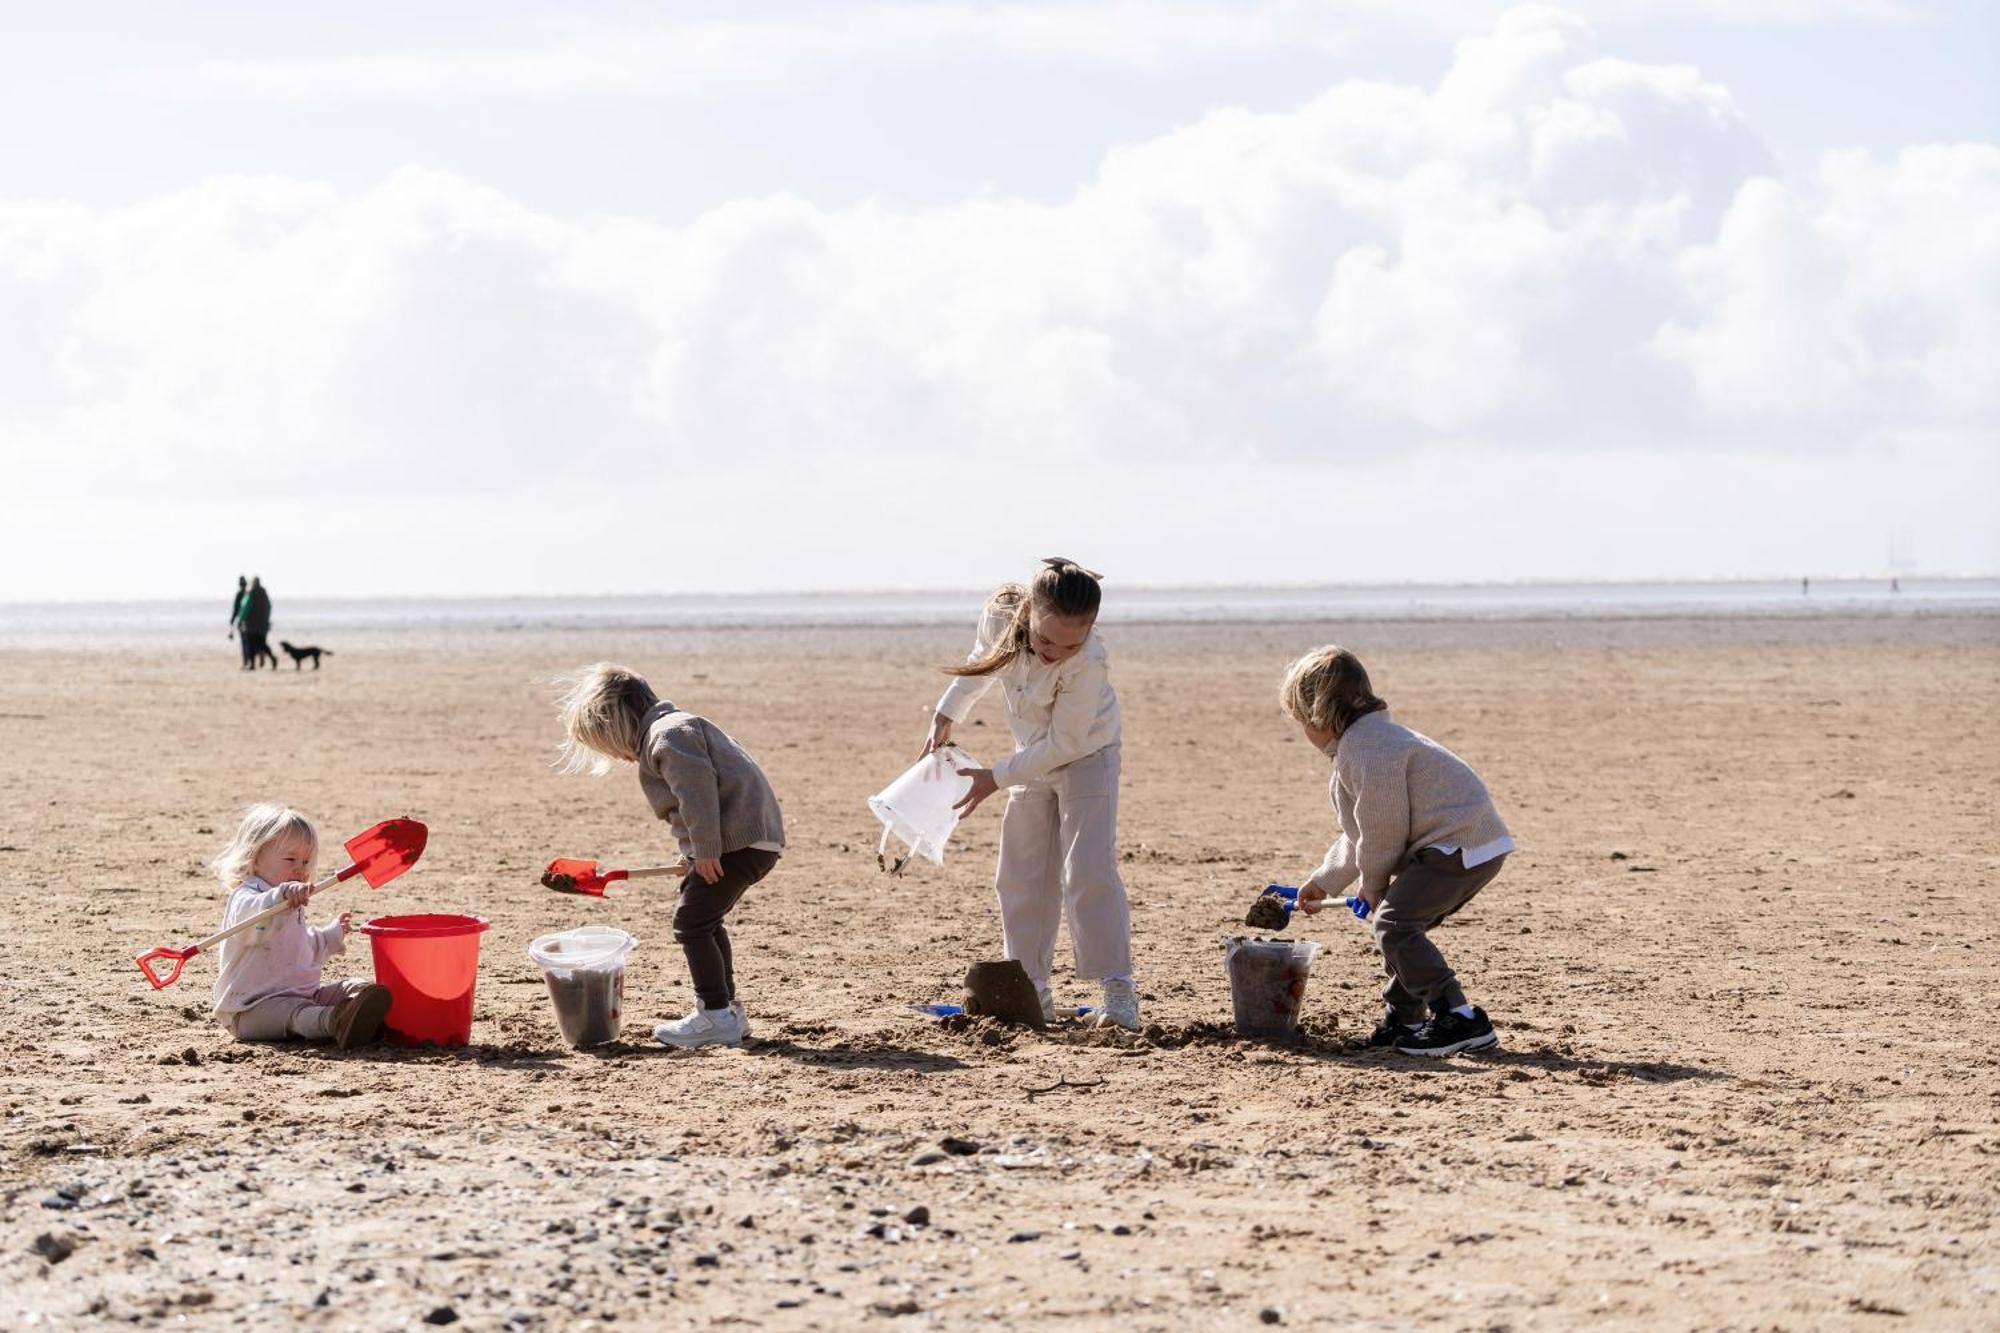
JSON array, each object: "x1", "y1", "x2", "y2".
[{"x1": 1373, "y1": 847, "x2": 1507, "y2": 1025}]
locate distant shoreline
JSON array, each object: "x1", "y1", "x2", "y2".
[
  {"x1": 1, "y1": 596, "x2": 1993, "y2": 656},
  {"x1": 2, "y1": 573, "x2": 1990, "y2": 614}
]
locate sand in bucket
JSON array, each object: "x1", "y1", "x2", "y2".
[
  {"x1": 529, "y1": 926, "x2": 636, "y2": 1048},
  {"x1": 1224, "y1": 936, "x2": 1321, "y2": 1040}
]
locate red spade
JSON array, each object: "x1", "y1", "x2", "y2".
[
  {"x1": 135, "y1": 817, "x2": 429, "y2": 990},
  {"x1": 540, "y1": 857, "x2": 686, "y2": 897}
]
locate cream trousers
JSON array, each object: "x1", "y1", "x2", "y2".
[
  {"x1": 994, "y1": 742, "x2": 1133, "y2": 985},
  {"x1": 222, "y1": 978, "x2": 370, "y2": 1042}
]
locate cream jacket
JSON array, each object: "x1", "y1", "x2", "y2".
[
  {"x1": 211, "y1": 876, "x2": 349, "y2": 1015},
  {"x1": 935, "y1": 602, "x2": 1121, "y2": 788}
]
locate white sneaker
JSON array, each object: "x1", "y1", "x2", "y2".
[
  {"x1": 1035, "y1": 984, "x2": 1056, "y2": 1025},
  {"x1": 653, "y1": 1006, "x2": 745, "y2": 1049},
  {"x1": 731, "y1": 1000, "x2": 752, "y2": 1040},
  {"x1": 1093, "y1": 978, "x2": 1140, "y2": 1031}
]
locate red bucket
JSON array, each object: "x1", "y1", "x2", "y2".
[{"x1": 358, "y1": 914, "x2": 490, "y2": 1047}]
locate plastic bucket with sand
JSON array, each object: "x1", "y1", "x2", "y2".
[
  {"x1": 527, "y1": 926, "x2": 636, "y2": 1048},
  {"x1": 1224, "y1": 936, "x2": 1320, "y2": 1040}
]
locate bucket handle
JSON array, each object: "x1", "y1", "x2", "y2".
[{"x1": 877, "y1": 825, "x2": 911, "y2": 877}]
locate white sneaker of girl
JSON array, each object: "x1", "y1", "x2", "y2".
[
  {"x1": 731, "y1": 999, "x2": 752, "y2": 1040},
  {"x1": 1036, "y1": 983, "x2": 1056, "y2": 1025},
  {"x1": 654, "y1": 1005, "x2": 745, "y2": 1049},
  {"x1": 1093, "y1": 977, "x2": 1140, "y2": 1030}
]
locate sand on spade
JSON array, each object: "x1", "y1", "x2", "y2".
[{"x1": 1245, "y1": 893, "x2": 1291, "y2": 932}]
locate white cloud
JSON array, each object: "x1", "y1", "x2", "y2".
[
  {"x1": 1653, "y1": 144, "x2": 2000, "y2": 428},
  {"x1": 3, "y1": 4, "x2": 1991, "y2": 545}
]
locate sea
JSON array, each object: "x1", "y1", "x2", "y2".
[{"x1": 0, "y1": 579, "x2": 1994, "y2": 650}]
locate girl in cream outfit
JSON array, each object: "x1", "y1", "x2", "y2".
[{"x1": 925, "y1": 558, "x2": 1139, "y2": 1029}]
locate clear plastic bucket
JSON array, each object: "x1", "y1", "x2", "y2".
[
  {"x1": 1224, "y1": 936, "x2": 1321, "y2": 1040},
  {"x1": 528, "y1": 926, "x2": 637, "y2": 1048},
  {"x1": 867, "y1": 744, "x2": 980, "y2": 867}
]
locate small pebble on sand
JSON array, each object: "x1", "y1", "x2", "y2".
[{"x1": 32, "y1": 1232, "x2": 77, "y2": 1264}]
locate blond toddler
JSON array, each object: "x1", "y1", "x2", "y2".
[{"x1": 210, "y1": 804, "x2": 391, "y2": 1049}]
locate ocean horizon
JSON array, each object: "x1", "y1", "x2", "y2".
[{"x1": 2, "y1": 576, "x2": 1995, "y2": 649}]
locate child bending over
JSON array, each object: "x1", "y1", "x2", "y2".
[
  {"x1": 924, "y1": 558, "x2": 1139, "y2": 1029},
  {"x1": 1282, "y1": 647, "x2": 1513, "y2": 1056},
  {"x1": 556, "y1": 663, "x2": 785, "y2": 1049}
]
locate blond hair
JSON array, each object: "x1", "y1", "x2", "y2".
[
  {"x1": 942, "y1": 557, "x2": 1105, "y2": 679},
  {"x1": 1279, "y1": 645, "x2": 1386, "y2": 741},
  {"x1": 553, "y1": 662, "x2": 659, "y2": 775},
  {"x1": 211, "y1": 803, "x2": 318, "y2": 891}
]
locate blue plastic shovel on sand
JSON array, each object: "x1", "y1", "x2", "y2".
[
  {"x1": 1258, "y1": 883, "x2": 1372, "y2": 923},
  {"x1": 911, "y1": 1003, "x2": 1097, "y2": 1019}
]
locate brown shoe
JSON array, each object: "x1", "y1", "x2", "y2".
[{"x1": 331, "y1": 984, "x2": 393, "y2": 1050}]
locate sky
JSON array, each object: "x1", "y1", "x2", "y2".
[{"x1": 0, "y1": 0, "x2": 1995, "y2": 600}]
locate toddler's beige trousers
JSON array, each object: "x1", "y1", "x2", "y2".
[
  {"x1": 222, "y1": 978, "x2": 372, "y2": 1042},
  {"x1": 994, "y1": 743, "x2": 1134, "y2": 985}
]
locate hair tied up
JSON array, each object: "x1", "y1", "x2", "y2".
[
  {"x1": 1042, "y1": 556, "x2": 1104, "y2": 581},
  {"x1": 941, "y1": 558, "x2": 1105, "y2": 678}
]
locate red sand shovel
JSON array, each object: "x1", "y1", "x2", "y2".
[
  {"x1": 540, "y1": 857, "x2": 687, "y2": 897},
  {"x1": 135, "y1": 817, "x2": 429, "y2": 989}
]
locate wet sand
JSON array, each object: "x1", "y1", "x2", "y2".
[{"x1": 2, "y1": 613, "x2": 1996, "y2": 1328}]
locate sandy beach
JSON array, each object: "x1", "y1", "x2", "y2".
[{"x1": 2, "y1": 611, "x2": 1996, "y2": 1329}]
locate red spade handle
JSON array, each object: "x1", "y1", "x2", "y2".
[{"x1": 135, "y1": 946, "x2": 196, "y2": 990}]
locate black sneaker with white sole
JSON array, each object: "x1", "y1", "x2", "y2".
[
  {"x1": 1356, "y1": 1017, "x2": 1423, "y2": 1050},
  {"x1": 1394, "y1": 1007, "x2": 1499, "y2": 1056}
]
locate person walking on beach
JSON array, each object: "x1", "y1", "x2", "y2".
[
  {"x1": 244, "y1": 576, "x2": 276, "y2": 670},
  {"x1": 228, "y1": 575, "x2": 254, "y2": 669},
  {"x1": 923, "y1": 558, "x2": 1140, "y2": 1031},
  {"x1": 1284, "y1": 646, "x2": 1513, "y2": 1057}
]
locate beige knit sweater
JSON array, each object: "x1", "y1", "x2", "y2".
[{"x1": 1308, "y1": 709, "x2": 1511, "y2": 901}]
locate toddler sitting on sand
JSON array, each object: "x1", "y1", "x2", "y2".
[
  {"x1": 554, "y1": 663, "x2": 785, "y2": 1049},
  {"x1": 1282, "y1": 647, "x2": 1513, "y2": 1056},
  {"x1": 211, "y1": 804, "x2": 392, "y2": 1049}
]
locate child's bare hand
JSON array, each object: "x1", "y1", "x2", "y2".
[
  {"x1": 1298, "y1": 884, "x2": 1327, "y2": 915},
  {"x1": 337, "y1": 911, "x2": 353, "y2": 933},
  {"x1": 693, "y1": 857, "x2": 724, "y2": 884},
  {"x1": 1358, "y1": 884, "x2": 1384, "y2": 914},
  {"x1": 280, "y1": 881, "x2": 313, "y2": 909},
  {"x1": 921, "y1": 713, "x2": 953, "y2": 757},
  {"x1": 952, "y1": 767, "x2": 998, "y2": 815}
]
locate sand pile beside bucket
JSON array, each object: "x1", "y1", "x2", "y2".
[{"x1": 963, "y1": 959, "x2": 1046, "y2": 1028}]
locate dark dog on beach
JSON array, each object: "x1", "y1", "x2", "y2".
[{"x1": 278, "y1": 641, "x2": 333, "y2": 670}]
